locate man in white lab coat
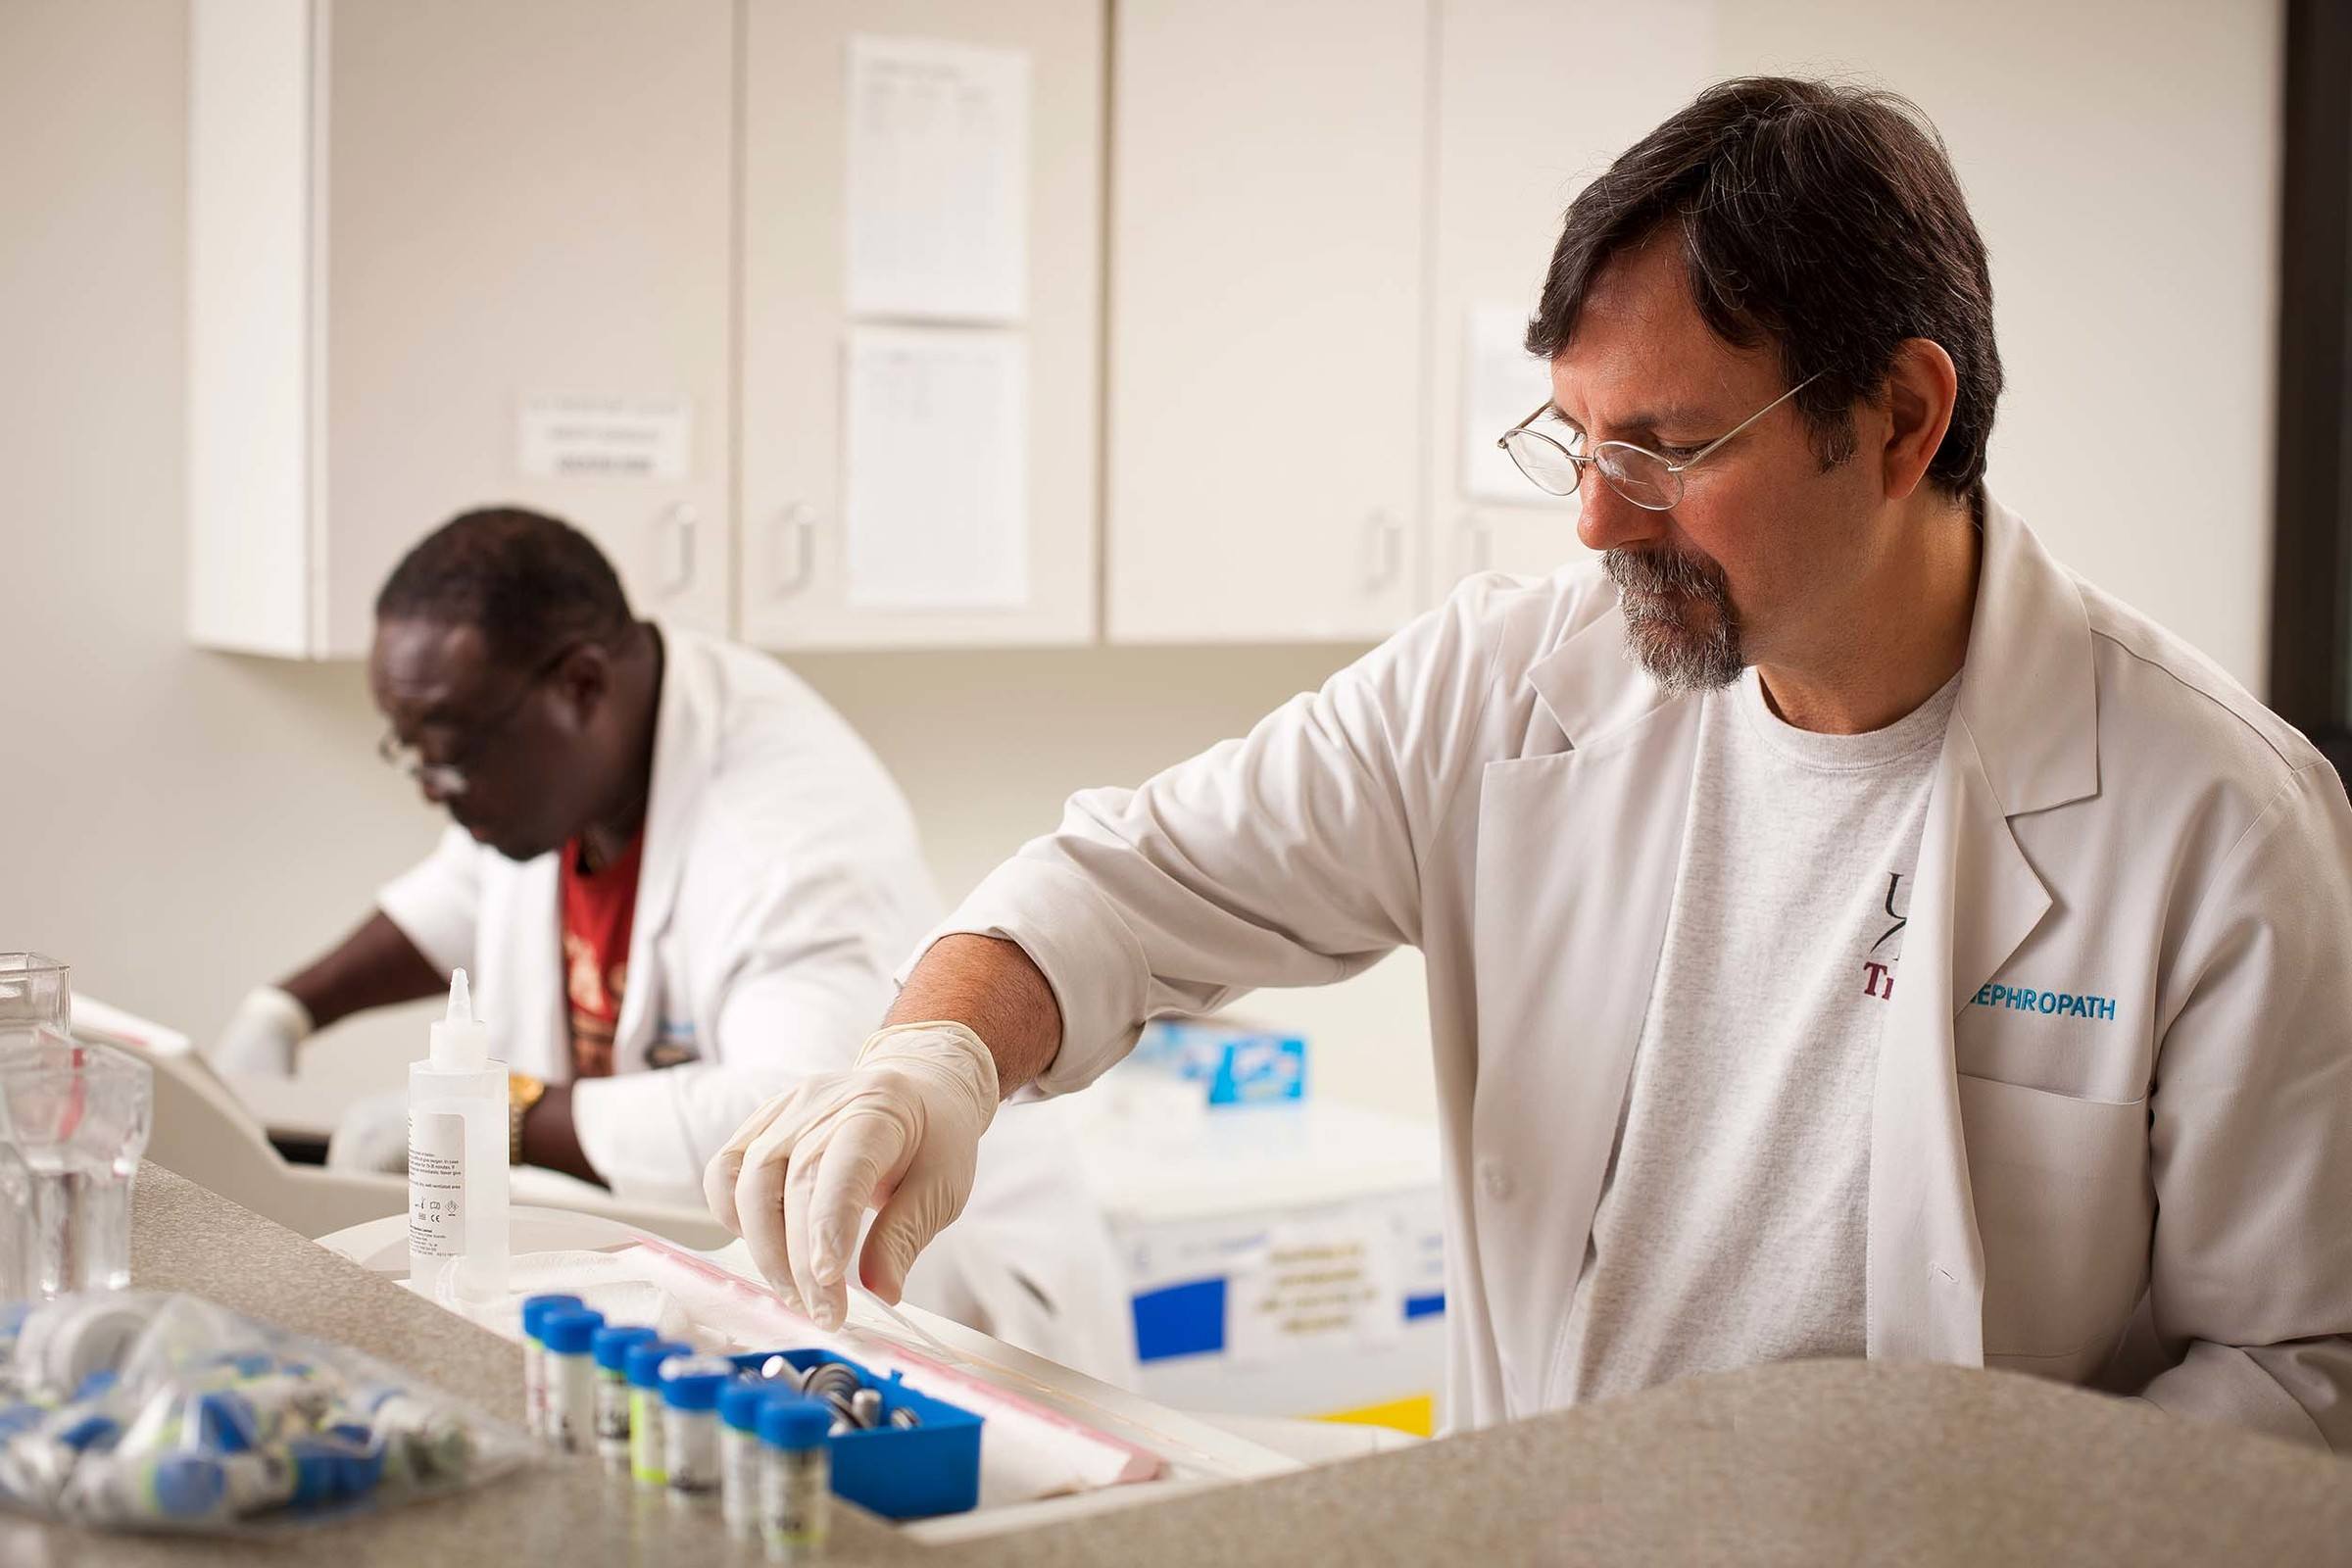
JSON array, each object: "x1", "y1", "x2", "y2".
[
  {"x1": 212, "y1": 508, "x2": 1131, "y2": 1379},
  {"x1": 708, "y1": 77, "x2": 2352, "y2": 1447}
]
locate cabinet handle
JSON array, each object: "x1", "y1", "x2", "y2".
[
  {"x1": 770, "y1": 504, "x2": 816, "y2": 597},
  {"x1": 1362, "y1": 511, "x2": 1405, "y2": 592},
  {"x1": 657, "y1": 504, "x2": 697, "y2": 595}
]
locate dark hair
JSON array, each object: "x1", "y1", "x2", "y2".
[
  {"x1": 1526, "y1": 76, "x2": 2001, "y2": 500},
  {"x1": 374, "y1": 507, "x2": 634, "y2": 668}
]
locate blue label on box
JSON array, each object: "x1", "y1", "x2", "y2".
[
  {"x1": 1132, "y1": 1277, "x2": 1229, "y2": 1362},
  {"x1": 1136, "y1": 1022, "x2": 1308, "y2": 1104}
]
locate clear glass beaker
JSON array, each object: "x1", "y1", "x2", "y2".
[
  {"x1": 0, "y1": 1027, "x2": 152, "y2": 1298},
  {"x1": 0, "y1": 955, "x2": 70, "y2": 1030}
]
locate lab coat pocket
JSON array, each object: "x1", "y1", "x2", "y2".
[
  {"x1": 1952, "y1": 977, "x2": 2153, "y2": 1103},
  {"x1": 1960, "y1": 1072, "x2": 2151, "y2": 1370}
]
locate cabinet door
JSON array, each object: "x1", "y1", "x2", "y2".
[
  {"x1": 1105, "y1": 0, "x2": 1430, "y2": 644},
  {"x1": 1425, "y1": 0, "x2": 1720, "y2": 599},
  {"x1": 738, "y1": 0, "x2": 1104, "y2": 651},
  {"x1": 318, "y1": 0, "x2": 735, "y2": 656}
]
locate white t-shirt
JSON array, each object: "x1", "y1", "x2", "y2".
[{"x1": 1553, "y1": 664, "x2": 1963, "y2": 1405}]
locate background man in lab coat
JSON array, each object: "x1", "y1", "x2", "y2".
[
  {"x1": 708, "y1": 77, "x2": 2352, "y2": 1446},
  {"x1": 211, "y1": 508, "x2": 1132, "y2": 1379}
]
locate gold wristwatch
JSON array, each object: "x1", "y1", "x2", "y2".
[{"x1": 509, "y1": 1071, "x2": 548, "y2": 1165}]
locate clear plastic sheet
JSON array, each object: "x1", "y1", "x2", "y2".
[{"x1": 0, "y1": 1292, "x2": 533, "y2": 1533}]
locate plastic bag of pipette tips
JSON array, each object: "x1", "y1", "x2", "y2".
[{"x1": 0, "y1": 1292, "x2": 533, "y2": 1534}]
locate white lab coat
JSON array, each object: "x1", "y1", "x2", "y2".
[
  {"x1": 930, "y1": 497, "x2": 2352, "y2": 1446},
  {"x1": 378, "y1": 626, "x2": 1135, "y2": 1382}
]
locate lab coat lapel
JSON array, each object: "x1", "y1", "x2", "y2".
[
  {"x1": 479, "y1": 851, "x2": 565, "y2": 1081},
  {"x1": 1867, "y1": 494, "x2": 2098, "y2": 1365},
  {"x1": 611, "y1": 623, "x2": 713, "y2": 1066},
  {"x1": 1867, "y1": 720, "x2": 2040, "y2": 1364},
  {"x1": 1470, "y1": 607, "x2": 1699, "y2": 1410}
]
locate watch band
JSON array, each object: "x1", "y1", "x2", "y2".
[{"x1": 508, "y1": 1071, "x2": 547, "y2": 1166}]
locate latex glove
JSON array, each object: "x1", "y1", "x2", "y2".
[
  {"x1": 207, "y1": 986, "x2": 313, "y2": 1078},
  {"x1": 704, "y1": 1022, "x2": 999, "y2": 1331},
  {"x1": 325, "y1": 1089, "x2": 412, "y2": 1174}
]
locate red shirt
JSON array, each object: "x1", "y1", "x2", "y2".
[{"x1": 560, "y1": 829, "x2": 645, "y2": 1081}]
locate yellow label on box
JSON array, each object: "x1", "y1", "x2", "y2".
[{"x1": 1314, "y1": 1394, "x2": 1435, "y2": 1438}]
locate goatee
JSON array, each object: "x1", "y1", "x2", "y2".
[{"x1": 1604, "y1": 546, "x2": 1745, "y2": 692}]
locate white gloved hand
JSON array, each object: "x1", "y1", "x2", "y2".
[
  {"x1": 704, "y1": 1022, "x2": 999, "y2": 1331},
  {"x1": 325, "y1": 1088, "x2": 413, "y2": 1174},
  {"x1": 207, "y1": 986, "x2": 314, "y2": 1078}
]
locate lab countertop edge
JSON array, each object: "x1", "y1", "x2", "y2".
[{"x1": 5, "y1": 1163, "x2": 2348, "y2": 1567}]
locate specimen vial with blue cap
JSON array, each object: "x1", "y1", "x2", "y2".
[
  {"x1": 539, "y1": 1307, "x2": 604, "y2": 1454},
  {"x1": 759, "y1": 1396, "x2": 831, "y2": 1562}
]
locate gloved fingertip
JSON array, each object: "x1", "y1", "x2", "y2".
[
  {"x1": 703, "y1": 1164, "x2": 744, "y2": 1231},
  {"x1": 811, "y1": 1226, "x2": 848, "y2": 1286}
]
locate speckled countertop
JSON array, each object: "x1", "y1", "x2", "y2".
[{"x1": 3, "y1": 1165, "x2": 2346, "y2": 1566}]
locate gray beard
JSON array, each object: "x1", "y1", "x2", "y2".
[{"x1": 1604, "y1": 546, "x2": 1745, "y2": 693}]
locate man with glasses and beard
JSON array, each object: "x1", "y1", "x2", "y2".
[
  {"x1": 208, "y1": 509, "x2": 1133, "y2": 1381},
  {"x1": 706, "y1": 77, "x2": 2352, "y2": 1447}
]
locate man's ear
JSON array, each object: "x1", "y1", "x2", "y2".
[
  {"x1": 1882, "y1": 336, "x2": 1959, "y2": 502},
  {"x1": 551, "y1": 640, "x2": 613, "y2": 724}
]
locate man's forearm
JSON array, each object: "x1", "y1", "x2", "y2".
[
  {"x1": 518, "y1": 1083, "x2": 603, "y2": 1185},
  {"x1": 883, "y1": 934, "x2": 1063, "y2": 1095},
  {"x1": 279, "y1": 910, "x2": 446, "y2": 1033}
]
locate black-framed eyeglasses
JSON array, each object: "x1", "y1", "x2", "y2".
[
  {"x1": 375, "y1": 643, "x2": 578, "y2": 798},
  {"x1": 1495, "y1": 373, "x2": 1821, "y2": 510}
]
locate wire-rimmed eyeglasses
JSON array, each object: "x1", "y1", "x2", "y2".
[
  {"x1": 375, "y1": 643, "x2": 578, "y2": 798},
  {"x1": 1495, "y1": 373, "x2": 1820, "y2": 511}
]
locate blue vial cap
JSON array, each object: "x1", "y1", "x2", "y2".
[
  {"x1": 289, "y1": 1443, "x2": 345, "y2": 1508},
  {"x1": 540, "y1": 1307, "x2": 605, "y2": 1356},
  {"x1": 625, "y1": 1340, "x2": 692, "y2": 1389},
  {"x1": 719, "y1": 1382, "x2": 774, "y2": 1432},
  {"x1": 661, "y1": 1369, "x2": 733, "y2": 1412},
  {"x1": 56, "y1": 1413, "x2": 120, "y2": 1453},
  {"x1": 759, "y1": 1396, "x2": 832, "y2": 1451},
  {"x1": 148, "y1": 1452, "x2": 227, "y2": 1518},
  {"x1": 340, "y1": 1443, "x2": 388, "y2": 1497},
  {"x1": 196, "y1": 1391, "x2": 259, "y2": 1454},
  {"x1": 521, "y1": 1294, "x2": 586, "y2": 1342},
  {"x1": 592, "y1": 1325, "x2": 660, "y2": 1372}
]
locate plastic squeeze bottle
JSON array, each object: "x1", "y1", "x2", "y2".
[{"x1": 408, "y1": 969, "x2": 510, "y2": 1303}]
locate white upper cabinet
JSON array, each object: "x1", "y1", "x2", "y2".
[
  {"x1": 737, "y1": 0, "x2": 1105, "y2": 651},
  {"x1": 1423, "y1": 0, "x2": 1722, "y2": 601},
  {"x1": 185, "y1": 0, "x2": 1730, "y2": 660},
  {"x1": 1104, "y1": 0, "x2": 1432, "y2": 644},
  {"x1": 187, "y1": 0, "x2": 735, "y2": 658}
]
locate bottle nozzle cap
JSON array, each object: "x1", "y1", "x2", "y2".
[{"x1": 428, "y1": 968, "x2": 490, "y2": 1071}]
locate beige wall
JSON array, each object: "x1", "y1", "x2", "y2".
[
  {"x1": 0, "y1": 0, "x2": 2281, "y2": 1135},
  {"x1": 0, "y1": 0, "x2": 1426, "y2": 1121},
  {"x1": 3, "y1": 0, "x2": 472, "y2": 1097},
  {"x1": 1712, "y1": 0, "x2": 2282, "y2": 689}
]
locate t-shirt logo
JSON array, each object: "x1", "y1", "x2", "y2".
[{"x1": 1861, "y1": 871, "x2": 1907, "y2": 1002}]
